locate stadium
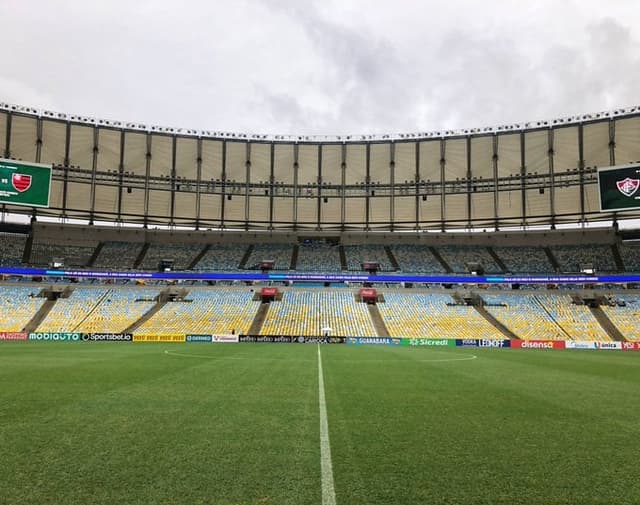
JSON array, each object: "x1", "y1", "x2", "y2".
[{"x1": 1, "y1": 99, "x2": 640, "y2": 504}]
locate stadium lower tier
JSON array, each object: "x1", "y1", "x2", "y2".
[{"x1": 1, "y1": 284, "x2": 638, "y2": 342}]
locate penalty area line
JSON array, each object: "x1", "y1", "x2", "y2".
[{"x1": 317, "y1": 344, "x2": 337, "y2": 505}]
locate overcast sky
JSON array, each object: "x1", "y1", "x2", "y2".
[{"x1": 1, "y1": 0, "x2": 639, "y2": 136}]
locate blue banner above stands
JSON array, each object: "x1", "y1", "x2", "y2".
[{"x1": 0, "y1": 266, "x2": 639, "y2": 284}]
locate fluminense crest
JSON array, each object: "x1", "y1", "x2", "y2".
[{"x1": 616, "y1": 177, "x2": 640, "y2": 197}]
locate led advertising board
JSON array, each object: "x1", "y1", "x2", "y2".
[
  {"x1": 0, "y1": 158, "x2": 51, "y2": 207},
  {"x1": 598, "y1": 163, "x2": 640, "y2": 212}
]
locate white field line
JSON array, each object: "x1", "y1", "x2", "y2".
[
  {"x1": 317, "y1": 345, "x2": 337, "y2": 505},
  {"x1": 163, "y1": 350, "x2": 313, "y2": 361},
  {"x1": 163, "y1": 350, "x2": 478, "y2": 364},
  {"x1": 164, "y1": 349, "x2": 478, "y2": 363},
  {"x1": 316, "y1": 354, "x2": 479, "y2": 364}
]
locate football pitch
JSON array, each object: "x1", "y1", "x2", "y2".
[{"x1": 1, "y1": 343, "x2": 639, "y2": 505}]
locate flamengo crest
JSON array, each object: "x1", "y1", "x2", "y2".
[
  {"x1": 616, "y1": 177, "x2": 640, "y2": 197},
  {"x1": 11, "y1": 173, "x2": 32, "y2": 192}
]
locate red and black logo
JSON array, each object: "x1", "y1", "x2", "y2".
[{"x1": 11, "y1": 173, "x2": 32, "y2": 192}]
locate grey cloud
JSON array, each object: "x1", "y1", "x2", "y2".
[{"x1": 0, "y1": 1, "x2": 639, "y2": 136}]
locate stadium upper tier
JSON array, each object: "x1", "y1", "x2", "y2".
[
  {"x1": 1, "y1": 102, "x2": 640, "y2": 230},
  {"x1": 1, "y1": 225, "x2": 636, "y2": 274}
]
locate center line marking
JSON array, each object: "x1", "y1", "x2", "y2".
[{"x1": 318, "y1": 344, "x2": 337, "y2": 505}]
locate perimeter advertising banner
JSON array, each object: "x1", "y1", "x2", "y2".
[
  {"x1": 597, "y1": 341, "x2": 622, "y2": 350},
  {"x1": 455, "y1": 339, "x2": 512, "y2": 348},
  {"x1": 598, "y1": 164, "x2": 640, "y2": 212},
  {"x1": 28, "y1": 332, "x2": 82, "y2": 341},
  {"x1": 0, "y1": 332, "x2": 28, "y2": 341},
  {"x1": 346, "y1": 337, "x2": 401, "y2": 346},
  {"x1": 0, "y1": 158, "x2": 52, "y2": 207},
  {"x1": 82, "y1": 333, "x2": 132, "y2": 342},
  {"x1": 212, "y1": 335, "x2": 240, "y2": 343},
  {"x1": 239, "y1": 335, "x2": 292, "y2": 343},
  {"x1": 133, "y1": 334, "x2": 185, "y2": 343},
  {"x1": 292, "y1": 336, "x2": 346, "y2": 344},
  {"x1": 401, "y1": 338, "x2": 456, "y2": 347},
  {"x1": 564, "y1": 340, "x2": 598, "y2": 350},
  {"x1": 186, "y1": 334, "x2": 213, "y2": 343},
  {"x1": 511, "y1": 340, "x2": 565, "y2": 350},
  {"x1": 237, "y1": 335, "x2": 344, "y2": 344}
]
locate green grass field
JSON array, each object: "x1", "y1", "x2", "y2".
[{"x1": 1, "y1": 342, "x2": 639, "y2": 504}]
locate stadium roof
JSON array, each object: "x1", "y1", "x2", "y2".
[
  {"x1": 2, "y1": 101, "x2": 640, "y2": 231},
  {"x1": 2, "y1": 101, "x2": 639, "y2": 144}
]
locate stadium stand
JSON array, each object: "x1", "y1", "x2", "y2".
[
  {"x1": 436, "y1": 246, "x2": 501, "y2": 274},
  {"x1": 492, "y1": 246, "x2": 552, "y2": 273},
  {"x1": 3, "y1": 277, "x2": 640, "y2": 341},
  {"x1": 343, "y1": 245, "x2": 392, "y2": 271},
  {"x1": 93, "y1": 241, "x2": 143, "y2": 270},
  {"x1": 0, "y1": 286, "x2": 46, "y2": 331},
  {"x1": 245, "y1": 243, "x2": 293, "y2": 270},
  {"x1": 193, "y1": 244, "x2": 245, "y2": 271},
  {"x1": 618, "y1": 243, "x2": 640, "y2": 272},
  {"x1": 481, "y1": 293, "x2": 566, "y2": 340},
  {"x1": 296, "y1": 242, "x2": 342, "y2": 272},
  {"x1": 38, "y1": 288, "x2": 111, "y2": 332},
  {"x1": 136, "y1": 289, "x2": 256, "y2": 335},
  {"x1": 600, "y1": 295, "x2": 640, "y2": 341},
  {"x1": 260, "y1": 290, "x2": 377, "y2": 336},
  {"x1": 0, "y1": 233, "x2": 27, "y2": 266},
  {"x1": 390, "y1": 245, "x2": 445, "y2": 273},
  {"x1": 73, "y1": 288, "x2": 159, "y2": 333},
  {"x1": 30, "y1": 241, "x2": 98, "y2": 267},
  {"x1": 550, "y1": 245, "x2": 617, "y2": 273},
  {"x1": 140, "y1": 243, "x2": 203, "y2": 270},
  {"x1": 378, "y1": 292, "x2": 503, "y2": 339},
  {"x1": 533, "y1": 294, "x2": 611, "y2": 341}
]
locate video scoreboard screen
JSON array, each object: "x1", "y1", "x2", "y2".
[
  {"x1": 0, "y1": 159, "x2": 52, "y2": 208},
  {"x1": 598, "y1": 163, "x2": 640, "y2": 212}
]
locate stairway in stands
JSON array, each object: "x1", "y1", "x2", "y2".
[
  {"x1": 429, "y1": 247, "x2": 452, "y2": 273},
  {"x1": 23, "y1": 286, "x2": 75, "y2": 332},
  {"x1": 544, "y1": 247, "x2": 560, "y2": 272},
  {"x1": 368, "y1": 304, "x2": 390, "y2": 337},
  {"x1": 123, "y1": 297, "x2": 168, "y2": 334},
  {"x1": 290, "y1": 244, "x2": 299, "y2": 270},
  {"x1": 487, "y1": 247, "x2": 508, "y2": 273},
  {"x1": 611, "y1": 244, "x2": 625, "y2": 272},
  {"x1": 23, "y1": 300, "x2": 56, "y2": 333},
  {"x1": 247, "y1": 303, "x2": 270, "y2": 335},
  {"x1": 133, "y1": 243, "x2": 150, "y2": 269},
  {"x1": 473, "y1": 304, "x2": 519, "y2": 340},
  {"x1": 338, "y1": 245, "x2": 347, "y2": 270},
  {"x1": 188, "y1": 244, "x2": 211, "y2": 270},
  {"x1": 384, "y1": 246, "x2": 400, "y2": 271},
  {"x1": 589, "y1": 305, "x2": 627, "y2": 342},
  {"x1": 87, "y1": 242, "x2": 104, "y2": 267},
  {"x1": 238, "y1": 245, "x2": 254, "y2": 269}
]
